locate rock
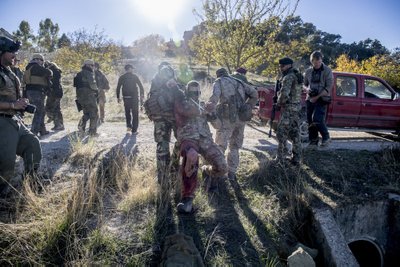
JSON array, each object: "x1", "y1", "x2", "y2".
[
  {"x1": 293, "y1": 242, "x2": 319, "y2": 259},
  {"x1": 287, "y1": 247, "x2": 316, "y2": 267}
]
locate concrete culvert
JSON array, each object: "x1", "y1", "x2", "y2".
[{"x1": 348, "y1": 238, "x2": 384, "y2": 267}]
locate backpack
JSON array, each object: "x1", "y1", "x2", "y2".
[
  {"x1": 160, "y1": 234, "x2": 204, "y2": 267},
  {"x1": 143, "y1": 91, "x2": 163, "y2": 121}
]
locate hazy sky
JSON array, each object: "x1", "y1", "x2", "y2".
[{"x1": 2, "y1": 0, "x2": 399, "y2": 50}]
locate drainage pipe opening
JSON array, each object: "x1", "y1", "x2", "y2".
[{"x1": 348, "y1": 238, "x2": 383, "y2": 267}]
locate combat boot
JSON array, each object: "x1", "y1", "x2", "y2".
[
  {"x1": 51, "y1": 124, "x2": 65, "y2": 131},
  {"x1": 177, "y1": 197, "x2": 193, "y2": 213},
  {"x1": 40, "y1": 129, "x2": 49, "y2": 136}
]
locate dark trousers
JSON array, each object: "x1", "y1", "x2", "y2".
[
  {"x1": 26, "y1": 90, "x2": 46, "y2": 134},
  {"x1": 123, "y1": 97, "x2": 139, "y2": 132},
  {"x1": 306, "y1": 100, "x2": 329, "y2": 142}
]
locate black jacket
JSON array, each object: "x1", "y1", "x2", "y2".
[{"x1": 116, "y1": 72, "x2": 144, "y2": 101}]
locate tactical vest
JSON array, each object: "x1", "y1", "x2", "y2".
[
  {"x1": 23, "y1": 65, "x2": 48, "y2": 86},
  {"x1": 216, "y1": 77, "x2": 246, "y2": 123},
  {"x1": 0, "y1": 69, "x2": 18, "y2": 115}
]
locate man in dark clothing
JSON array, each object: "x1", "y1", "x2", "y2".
[
  {"x1": 24, "y1": 53, "x2": 53, "y2": 137},
  {"x1": 44, "y1": 61, "x2": 64, "y2": 131},
  {"x1": 116, "y1": 64, "x2": 144, "y2": 134},
  {"x1": 74, "y1": 59, "x2": 99, "y2": 136},
  {"x1": 0, "y1": 36, "x2": 42, "y2": 197}
]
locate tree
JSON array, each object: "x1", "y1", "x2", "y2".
[
  {"x1": 37, "y1": 18, "x2": 60, "y2": 52},
  {"x1": 57, "y1": 33, "x2": 71, "y2": 48},
  {"x1": 335, "y1": 54, "x2": 400, "y2": 90},
  {"x1": 191, "y1": 0, "x2": 299, "y2": 74},
  {"x1": 130, "y1": 34, "x2": 165, "y2": 60},
  {"x1": 13, "y1": 21, "x2": 35, "y2": 50},
  {"x1": 54, "y1": 28, "x2": 121, "y2": 73}
]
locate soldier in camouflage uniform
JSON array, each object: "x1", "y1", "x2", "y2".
[
  {"x1": 45, "y1": 61, "x2": 64, "y2": 131},
  {"x1": 24, "y1": 53, "x2": 53, "y2": 137},
  {"x1": 94, "y1": 62, "x2": 110, "y2": 124},
  {"x1": 275, "y1": 57, "x2": 303, "y2": 165},
  {"x1": 206, "y1": 68, "x2": 258, "y2": 180},
  {"x1": 174, "y1": 81, "x2": 227, "y2": 213},
  {"x1": 0, "y1": 36, "x2": 42, "y2": 196},
  {"x1": 73, "y1": 59, "x2": 99, "y2": 136},
  {"x1": 147, "y1": 62, "x2": 183, "y2": 184}
]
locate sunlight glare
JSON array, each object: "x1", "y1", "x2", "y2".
[{"x1": 132, "y1": 0, "x2": 186, "y2": 24}]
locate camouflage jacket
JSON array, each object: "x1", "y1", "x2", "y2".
[
  {"x1": 209, "y1": 75, "x2": 258, "y2": 108},
  {"x1": 174, "y1": 96, "x2": 212, "y2": 142},
  {"x1": 277, "y1": 68, "x2": 302, "y2": 109}
]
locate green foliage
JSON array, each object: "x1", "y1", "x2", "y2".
[
  {"x1": 53, "y1": 28, "x2": 121, "y2": 74},
  {"x1": 58, "y1": 33, "x2": 71, "y2": 48},
  {"x1": 37, "y1": 18, "x2": 60, "y2": 52},
  {"x1": 130, "y1": 34, "x2": 165, "y2": 59},
  {"x1": 13, "y1": 20, "x2": 35, "y2": 50},
  {"x1": 335, "y1": 54, "x2": 400, "y2": 90},
  {"x1": 191, "y1": 0, "x2": 301, "y2": 76}
]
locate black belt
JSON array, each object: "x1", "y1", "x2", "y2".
[{"x1": 0, "y1": 113, "x2": 13, "y2": 118}]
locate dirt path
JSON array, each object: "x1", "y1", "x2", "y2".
[{"x1": 40, "y1": 119, "x2": 399, "y2": 160}]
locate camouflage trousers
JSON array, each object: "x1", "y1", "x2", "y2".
[
  {"x1": 78, "y1": 97, "x2": 98, "y2": 135},
  {"x1": 179, "y1": 138, "x2": 227, "y2": 198},
  {"x1": 215, "y1": 120, "x2": 246, "y2": 173},
  {"x1": 45, "y1": 94, "x2": 64, "y2": 127},
  {"x1": 0, "y1": 116, "x2": 42, "y2": 189},
  {"x1": 26, "y1": 89, "x2": 47, "y2": 134},
  {"x1": 154, "y1": 119, "x2": 179, "y2": 184},
  {"x1": 98, "y1": 89, "x2": 106, "y2": 121},
  {"x1": 276, "y1": 107, "x2": 302, "y2": 162}
]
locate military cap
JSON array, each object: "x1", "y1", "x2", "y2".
[
  {"x1": 32, "y1": 53, "x2": 44, "y2": 61},
  {"x1": 83, "y1": 59, "x2": 95, "y2": 66},
  {"x1": 186, "y1": 80, "x2": 200, "y2": 91},
  {"x1": 216, "y1": 68, "x2": 228, "y2": 77},
  {"x1": 124, "y1": 64, "x2": 134, "y2": 71},
  {"x1": 236, "y1": 67, "x2": 247, "y2": 75},
  {"x1": 0, "y1": 36, "x2": 21, "y2": 53},
  {"x1": 278, "y1": 57, "x2": 294, "y2": 65}
]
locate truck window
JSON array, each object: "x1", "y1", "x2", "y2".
[
  {"x1": 336, "y1": 76, "x2": 357, "y2": 97},
  {"x1": 364, "y1": 79, "x2": 392, "y2": 99}
]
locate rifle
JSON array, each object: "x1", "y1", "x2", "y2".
[{"x1": 268, "y1": 80, "x2": 281, "y2": 138}]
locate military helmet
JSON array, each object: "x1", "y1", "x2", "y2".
[
  {"x1": 158, "y1": 61, "x2": 170, "y2": 70},
  {"x1": 216, "y1": 68, "x2": 228, "y2": 78},
  {"x1": 186, "y1": 80, "x2": 200, "y2": 96},
  {"x1": 159, "y1": 65, "x2": 175, "y2": 80},
  {"x1": 0, "y1": 36, "x2": 21, "y2": 53},
  {"x1": 83, "y1": 59, "x2": 95, "y2": 66},
  {"x1": 32, "y1": 53, "x2": 44, "y2": 61}
]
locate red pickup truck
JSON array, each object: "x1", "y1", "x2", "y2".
[{"x1": 257, "y1": 71, "x2": 400, "y2": 139}]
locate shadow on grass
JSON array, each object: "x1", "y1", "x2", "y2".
[{"x1": 207, "y1": 180, "x2": 262, "y2": 266}]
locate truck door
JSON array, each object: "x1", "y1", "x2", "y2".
[
  {"x1": 358, "y1": 78, "x2": 399, "y2": 129},
  {"x1": 328, "y1": 75, "x2": 361, "y2": 127}
]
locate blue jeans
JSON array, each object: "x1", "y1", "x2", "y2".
[{"x1": 306, "y1": 100, "x2": 329, "y2": 142}]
